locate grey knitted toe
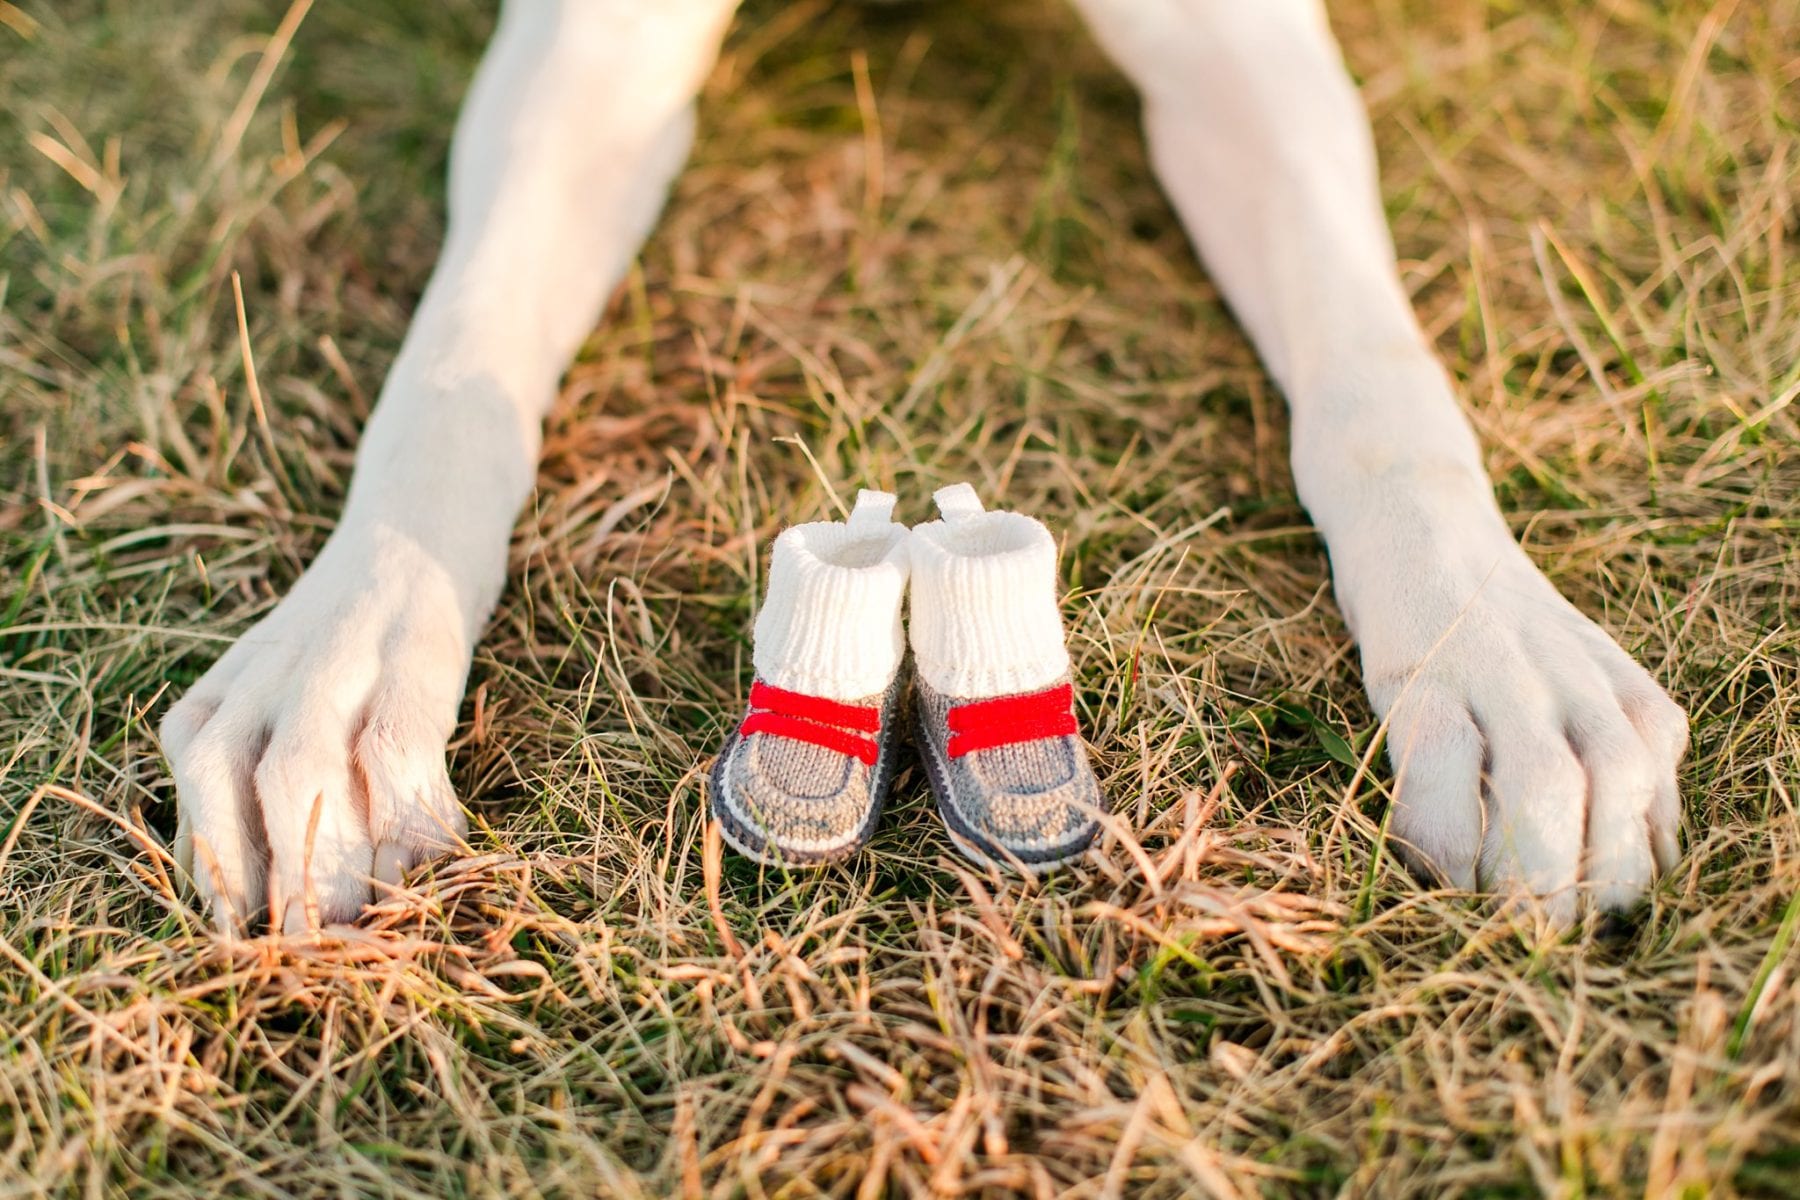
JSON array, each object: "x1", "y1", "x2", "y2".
[
  {"x1": 710, "y1": 678, "x2": 901, "y2": 867},
  {"x1": 914, "y1": 677, "x2": 1103, "y2": 873}
]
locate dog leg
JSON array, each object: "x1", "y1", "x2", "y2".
[
  {"x1": 161, "y1": 0, "x2": 740, "y2": 932},
  {"x1": 1070, "y1": 0, "x2": 1687, "y2": 922}
]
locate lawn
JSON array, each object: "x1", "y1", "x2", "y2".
[{"x1": 2, "y1": 0, "x2": 1797, "y2": 1195}]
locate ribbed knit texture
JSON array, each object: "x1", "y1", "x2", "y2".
[
  {"x1": 908, "y1": 484, "x2": 1070, "y2": 697},
  {"x1": 750, "y1": 491, "x2": 909, "y2": 701}
]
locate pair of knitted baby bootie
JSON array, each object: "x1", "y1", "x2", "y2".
[{"x1": 709, "y1": 483, "x2": 1104, "y2": 875}]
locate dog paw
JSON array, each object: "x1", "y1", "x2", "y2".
[
  {"x1": 1340, "y1": 508, "x2": 1686, "y2": 924},
  {"x1": 160, "y1": 525, "x2": 473, "y2": 933}
]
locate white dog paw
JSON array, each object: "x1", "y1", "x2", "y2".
[
  {"x1": 160, "y1": 525, "x2": 473, "y2": 933},
  {"x1": 1348, "y1": 526, "x2": 1687, "y2": 924}
]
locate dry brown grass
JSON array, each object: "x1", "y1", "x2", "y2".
[{"x1": 2, "y1": 0, "x2": 1798, "y2": 1195}]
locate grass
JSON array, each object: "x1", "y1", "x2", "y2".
[{"x1": 2, "y1": 0, "x2": 1797, "y2": 1194}]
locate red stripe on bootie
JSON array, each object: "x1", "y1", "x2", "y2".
[
  {"x1": 946, "y1": 683, "x2": 1078, "y2": 758},
  {"x1": 740, "y1": 681, "x2": 882, "y2": 765}
]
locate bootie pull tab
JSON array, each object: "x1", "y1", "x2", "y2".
[
  {"x1": 932, "y1": 482, "x2": 985, "y2": 525},
  {"x1": 846, "y1": 488, "x2": 898, "y2": 532}
]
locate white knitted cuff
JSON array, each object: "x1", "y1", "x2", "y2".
[
  {"x1": 751, "y1": 490, "x2": 910, "y2": 701},
  {"x1": 908, "y1": 483, "x2": 1071, "y2": 697}
]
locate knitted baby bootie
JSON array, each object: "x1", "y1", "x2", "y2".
[
  {"x1": 908, "y1": 483, "x2": 1103, "y2": 873},
  {"x1": 711, "y1": 490, "x2": 910, "y2": 866}
]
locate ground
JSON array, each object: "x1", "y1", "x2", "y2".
[{"x1": 2, "y1": 0, "x2": 1798, "y2": 1195}]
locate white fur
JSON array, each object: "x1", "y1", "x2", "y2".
[
  {"x1": 163, "y1": 0, "x2": 741, "y2": 932},
  {"x1": 163, "y1": 0, "x2": 1686, "y2": 931},
  {"x1": 1070, "y1": 0, "x2": 1686, "y2": 922}
]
